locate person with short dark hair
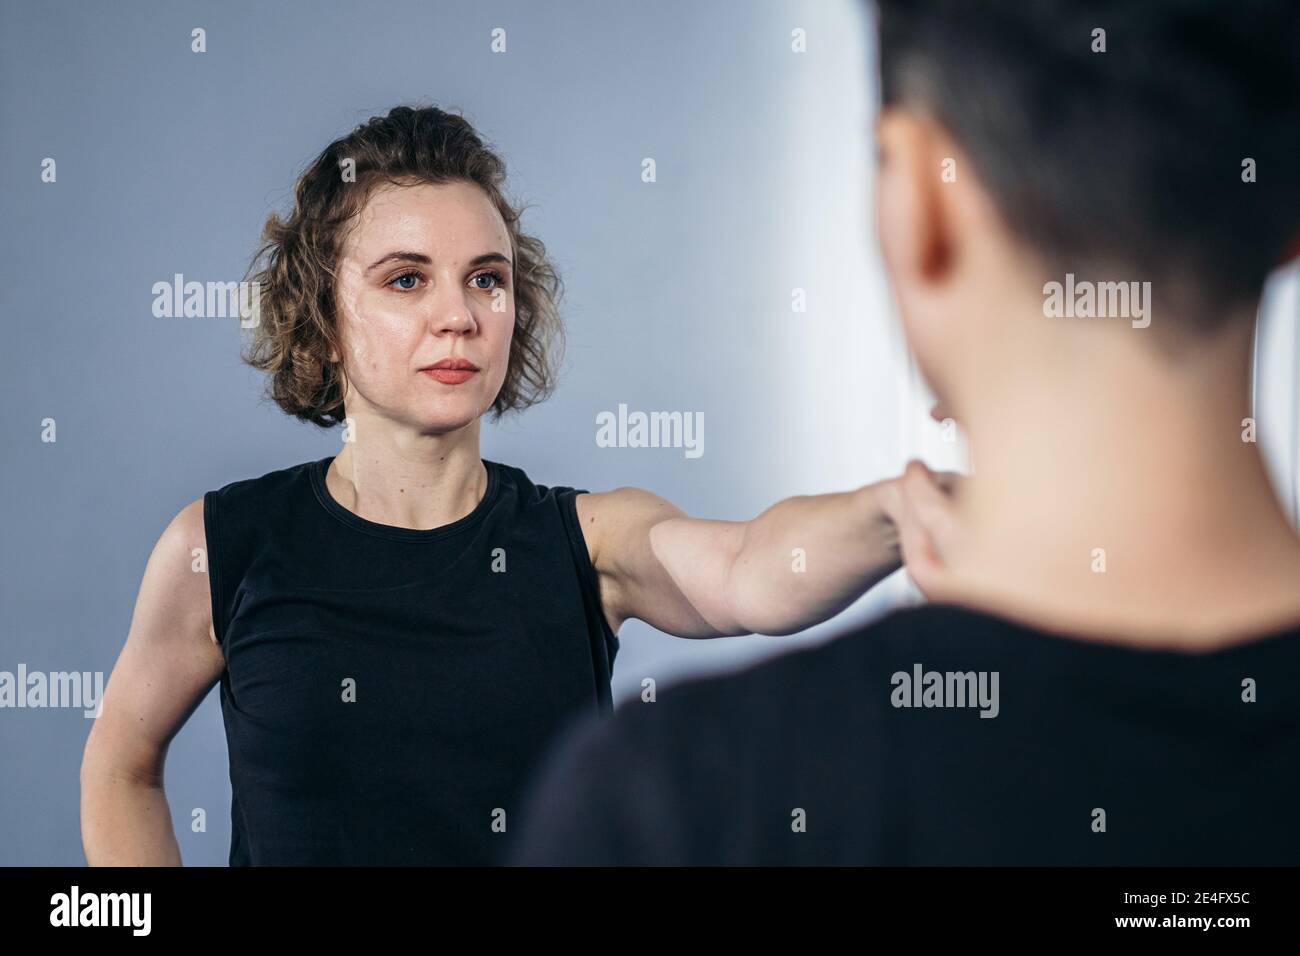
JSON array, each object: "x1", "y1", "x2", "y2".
[{"x1": 510, "y1": 0, "x2": 1300, "y2": 866}]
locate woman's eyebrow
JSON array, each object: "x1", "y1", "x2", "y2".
[
  {"x1": 365, "y1": 251, "x2": 431, "y2": 274},
  {"x1": 364, "y1": 251, "x2": 513, "y2": 275},
  {"x1": 468, "y1": 252, "x2": 512, "y2": 269}
]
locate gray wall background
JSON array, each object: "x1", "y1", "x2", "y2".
[{"x1": 1, "y1": 0, "x2": 919, "y2": 865}]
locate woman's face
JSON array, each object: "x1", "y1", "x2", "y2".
[{"x1": 332, "y1": 179, "x2": 515, "y2": 436}]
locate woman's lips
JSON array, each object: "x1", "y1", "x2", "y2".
[
  {"x1": 419, "y1": 358, "x2": 479, "y2": 385},
  {"x1": 420, "y1": 368, "x2": 478, "y2": 385}
]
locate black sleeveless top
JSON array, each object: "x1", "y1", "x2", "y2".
[{"x1": 202, "y1": 456, "x2": 619, "y2": 866}]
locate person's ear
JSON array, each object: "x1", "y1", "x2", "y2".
[{"x1": 875, "y1": 108, "x2": 955, "y2": 293}]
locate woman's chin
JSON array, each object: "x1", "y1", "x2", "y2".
[{"x1": 412, "y1": 403, "x2": 486, "y2": 435}]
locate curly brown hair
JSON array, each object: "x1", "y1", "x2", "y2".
[{"x1": 242, "y1": 104, "x2": 564, "y2": 427}]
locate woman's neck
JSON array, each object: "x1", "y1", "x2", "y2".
[{"x1": 326, "y1": 421, "x2": 487, "y2": 532}]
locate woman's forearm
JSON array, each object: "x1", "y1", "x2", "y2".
[{"x1": 81, "y1": 770, "x2": 183, "y2": 866}]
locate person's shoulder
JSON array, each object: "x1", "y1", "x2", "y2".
[
  {"x1": 538, "y1": 603, "x2": 1025, "y2": 771},
  {"x1": 677, "y1": 603, "x2": 990, "y2": 697},
  {"x1": 484, "y1": 459, "x2": 585, "y2": 509},
  {"x1": 595, "y1": 603, "x2": 1023, "y2": 741},
  {"x1": 206, "y1": 456, "x2": 321, "y2": 503}
]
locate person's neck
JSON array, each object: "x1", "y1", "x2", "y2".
[
  {"x1": 944, "y1": 324, "x2": 1300, "y2": 650},
  {"x1": 326, "y1": 418, "x2": 487, "y2": 532}
]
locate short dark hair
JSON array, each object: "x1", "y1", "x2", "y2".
[{"x1": 874, "y1": 0, "x2": 1300, "y2": 331}]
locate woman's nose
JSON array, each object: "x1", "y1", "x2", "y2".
[{"x1": 429, "y1": 294, "x2": 477, "y2": 335}]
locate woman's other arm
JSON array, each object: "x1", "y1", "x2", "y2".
[{"x1": 79, "y1": 498, "x2": 225, "y2": 865}]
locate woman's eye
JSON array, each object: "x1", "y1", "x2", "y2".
[
  {"x1": 470, "y1": 271, "x2": 503, "y2": 290},
  {"x1": 389, "y1": 272, "x2": 421, "y2": 291}
]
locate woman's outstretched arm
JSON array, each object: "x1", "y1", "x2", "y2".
[
  {"x1": 80, "y1": 498, "x2": 225, "y2": 865},
  {"x1": 578, "y1": 467, "x2": 949, "y2": 638}
]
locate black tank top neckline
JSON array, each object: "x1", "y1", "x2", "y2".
[{"x1": 308, "y1": 454, "x2": 501, "y2": 543}]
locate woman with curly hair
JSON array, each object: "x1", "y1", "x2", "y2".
[{"x1": 79, "y1": 105, "x2": 939, "y2": 866}]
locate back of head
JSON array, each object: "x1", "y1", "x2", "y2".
[{"x1": 873, "y1": 0, "x2": 1300, "y2": 334}]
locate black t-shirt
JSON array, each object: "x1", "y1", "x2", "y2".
[
  {"x1": 203, "y1": 455, "x2": 618, "y2": 865},
  {"x1": 511, "y1": 603, "x2": 1300, "y2": 865}
]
